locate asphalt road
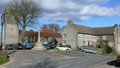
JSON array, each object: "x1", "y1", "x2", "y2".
[{"x1": 4, "y1": 50, "x2": 114, "y2": 68}]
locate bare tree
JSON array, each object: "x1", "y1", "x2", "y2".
[
  {"x1": 41, "y1": 24, "x2": 48, "y2": 30},
  {"x1": 48, "y1": 24, "x2": 60, "y2": 31},
  {"x1": 41, "y1": 24, "x2": 60, "y2": 31},
  {"x1": 6, "y1": 0, "x2": 42, "y2": 42}
]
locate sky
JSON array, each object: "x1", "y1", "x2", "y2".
[{"x1": 0, "y1": 0, "x2": 120, "y2": 30}]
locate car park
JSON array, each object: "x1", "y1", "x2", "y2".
[
  {"x1": 5, "y1": 44, "x2": 14, "y2": 50},
  {"x1": 56, "y1": 45, "x2": 71, "y2": 52}
]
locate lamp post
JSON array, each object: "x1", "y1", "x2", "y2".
[{"x1": 0, "y1": 12, "x2": 6, "y2": 50}]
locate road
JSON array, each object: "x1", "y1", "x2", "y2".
[{"x1": 4, "y1": 50, "x2": 114, "y2": 68}]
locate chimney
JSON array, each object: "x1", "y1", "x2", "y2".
[{"x1": 114, "y1": 24, "x2": 118, "y2": 27}]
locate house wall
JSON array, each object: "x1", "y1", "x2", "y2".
[
  {"x1": 114, "y1": 26, "x2": 120, "y2": 54},
  {"x1": 97, "y1": 35, "x2": 114, "y2": 47},
  {"x1": 77, "y1": 34, "x2": 98, "y2": 48}
]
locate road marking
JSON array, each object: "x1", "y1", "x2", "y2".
[
  {"x1": 76, "y1": 61, "x2": 84, "y2": 64},
  {"x1": 36, "y1": 61, "x2": 41, "y2": 63},
  {"x1": 57, "y1": 64, "x2": 70, "y2": 68},
  {"x1": 22, "y1": 63, "x2": 32, "y2": 65},
  {"x1": 76, "y1": 60, "x2": 88, "y2": 64}
]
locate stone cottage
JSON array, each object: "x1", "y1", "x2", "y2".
[{"x1": 62, "y1": 21, "x2": 120, "y2": 53}]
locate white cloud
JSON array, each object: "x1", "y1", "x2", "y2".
[
  {"x1": 80, "y1": 4, "x2": 119, "y2": 16},
  {"x1": 79, "y1": 16, "x2": 90, "y2": 21},
  {"x1": 0, "y1": 0, "x2": 120, "y2": 22}
]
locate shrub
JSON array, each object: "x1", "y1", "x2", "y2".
[{"x1": 100, "y1": 41, "x2": 112, "y2": 54}]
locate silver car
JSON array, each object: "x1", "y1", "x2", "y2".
[{"x1": 82, "y1": 48, "x2": 96, "y2": 54}]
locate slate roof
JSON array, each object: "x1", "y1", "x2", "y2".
[
  {"x1": 92, "y1": 27, "x2": 115, "y2": 35},
  {"x1": 70, "y1": 23, "x2": 115, "y2": 35}
]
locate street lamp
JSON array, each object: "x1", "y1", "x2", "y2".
[{"x1": 0, "y1": 11, "x2": 7, "y2": 50}]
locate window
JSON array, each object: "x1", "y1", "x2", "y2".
[
  {"x1": 83, "y1": 41, "x2": 86, "y2": 45},
  {"x1": 59, "y1": 45, "x2": 66, "y2": 47}
]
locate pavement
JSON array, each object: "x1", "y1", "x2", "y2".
[{"x1": 0, "y1": 50, "x2": 116, "y2": 68}]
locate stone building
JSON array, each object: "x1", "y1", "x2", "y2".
[
  {"x1": 62, "y1": 21, "x2": 120, "y2": 52},
  {"x1": 4, "y1": 12, "x2": 19, "y2": 46}
]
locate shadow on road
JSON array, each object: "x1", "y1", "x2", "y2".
[
  {"x1": 29, "y1": 58, "x2": 57, "y2": 68},
  {"x1": 107, "y1": 60, "x2": 120, "y2": 67}
]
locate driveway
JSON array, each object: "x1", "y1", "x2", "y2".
[{"x1": 4, "y1": 50, "x2": 114, "y2": 68}]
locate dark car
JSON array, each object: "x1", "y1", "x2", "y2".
[
  {"x1": 117, "y1": 55, "x2": 120, "y2": 65},
  {"x1": 5, "y1": 44, "x2": 14, "y2": 50},
  {"x1": 16, "y1": 43, "x2": 24, "y2": 49},
  {"x1": 48, "y1": 43, "x2": 56, "y2": 49}
]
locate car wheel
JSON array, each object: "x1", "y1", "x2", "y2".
[
  {"x1": 66, "y1": 49, "x2": 70, "y2": 52},
  {"x1": 83, "y1": 50, "x2": 86, "y2": 53}
]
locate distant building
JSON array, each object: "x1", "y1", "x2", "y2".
[
  {"x1": 40, "y1": 29, "x2": 62, "y2": 44},
  {"x1": 62, "y1": 21, "x2": 120, "y2": 52},
  {"x1": 19, "y1": 29, "x2": 62, "y2": 44}
]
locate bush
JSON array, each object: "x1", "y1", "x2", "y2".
[{"x1": 100, "y1": 41, "x2": 113, "y2": 54}]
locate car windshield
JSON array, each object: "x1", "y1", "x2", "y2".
[
  {"x1": 17, "y1": 43, "x2": 22, "y2": 46},
  {"x1": 59, "y1": 45, "x2": 66, "y2": 47}
]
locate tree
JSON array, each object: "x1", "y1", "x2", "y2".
[
  {"x1": 6, "y1": 0, "x2": 41, "y2": 42},
  {"x1": 60, "y1": 26, "x2": 66, "y2": 31},
  {"x1": 48, "y1": 24, "x2": 60, "y2": 31},
  {"x1": 41, "y1": 24, "x2": 60, "y2": 31},
  {"x1": 41, "y1": 24, "x2": 48, "y2": 30}
]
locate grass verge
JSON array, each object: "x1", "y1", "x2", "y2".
[{"x1": 0, "y1": 56, "x2": 9, "y2": 65}]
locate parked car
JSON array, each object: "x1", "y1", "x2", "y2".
[
  {"x1": 66, "y1": 45, "x2": 71, "y2": 48},
  {"x1": 16, "y1": 43, "x2": 24, "y2": 49},
  {"x1": 56, "y1": 45, "x2": 71, "y2": 52},
  {"x1": 82, "y1": 47, "x2": 96, "y2": 54},
  {"x1": 117, "y1": 55, "x2": 120, "y2": 64},
  {"x1": 5, "y1": 44, "x2": 14, "y2": 50},
  {"x1": 25, "y1": 41, "x2": 33, "y2": 49},
  {"x1": 47, "y1": 43, "x2": 56, "y2": 49}
]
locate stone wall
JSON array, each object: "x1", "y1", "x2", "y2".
[{"x1": 4, "y1": 14, "x2": 19, "y2": 46}]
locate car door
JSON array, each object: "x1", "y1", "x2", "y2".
[{"x1": 59, "y1": 45, "x2": 67, "y2": 51}]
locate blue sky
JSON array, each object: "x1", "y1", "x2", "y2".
[{"x1": 0, "y1": 0, "x2": 120, "y2": 30}]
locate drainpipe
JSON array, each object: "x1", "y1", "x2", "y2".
[{"x1": 0, "y1": 12, "x2": 7, "y2": 50}]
